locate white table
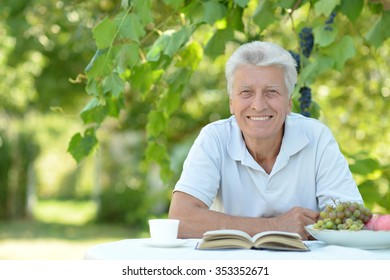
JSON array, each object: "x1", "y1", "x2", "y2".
[{"x1": 84, "y1": 238, "x2": 390, "y2": 260}]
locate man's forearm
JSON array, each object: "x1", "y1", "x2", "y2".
[{"x1": 168, "y1": 192, "x2": 272, "y2": 238}]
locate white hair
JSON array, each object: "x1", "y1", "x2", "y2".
[{"x1": 225, "y1": 41, "x2": 298, "y2": 97}]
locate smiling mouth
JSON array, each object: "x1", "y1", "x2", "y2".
[{"x1": 248, "y1": 116, "x2": 272, "y2": 121}]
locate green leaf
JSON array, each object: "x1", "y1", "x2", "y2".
[
  {"x1": 234, "y1": 0, "x2": 250, "y2": 8},
  {"x1": 85, "y1": 79, "x2": 100, "y2": 97},
  {"x1": 85, "y1": 49, "x2": 108, "y2": 73},
  {"x1": 80, "y1": 98, "x2": 107, "y2": 124},
  {"x1": 204, "y1": 28, "x2": 234, "y2": 58},
  {"x1": 134, "y1": 0, "x2": 153, "y2": 25},
  {"x1": 350, "y1": 158, "x2": 380, "y2": 175},
  {"x1": 181, "y1": 1, "x2": 205, "y2": 24},
  {"x1": 93, "y1": 17, "x2": 117, "y2": 50},
  {"x1": 113, "y1": 43, "x2": 140, "y2": 69},
  {"x1": 68, "y1": 128, "x2": 98, "y2": 163},
  {"x1": 339, "y1": 0, "x2": 364, "y2": 22},
  {"x1": 80, "y1": 96, "x2": 123, "y2": 124},
  {"x1": 147, "y1": 26, "x2": 194, "y2": 61},
  {"x1": 159, "y1": 69, "x2": 192, "y2": 115},
  {"x1": 323, "y1": 35, "x2": 355, "y2": 71},
  {"x1": 159, "y1": 88, "x2": 182, "y2": 116},
  {"x1": 106, "y1": 96, "x2": 124, "y2": 118},
  {"x1": 358, "y1": 180, "x2": 383, "y2": 205},
  {"x1": 146, "y1": 32, "x2": 171, "y2": 62},
  {"x1": 278, "y1": 0, "x2": 298, "y2": 9},
  {"x1": 164, "y1": 26, "x2": 194, "y2": 57},
  {"x1": 131, "y1": 63, "x2": 164, "y2": 94},
  {"x1": 146, "y1": 111, "x2": 167, "y2": 138},
  {"x1": 202, "y1": 1, "x2": 227, "y2": 25},
  {"x1": 314, "y1": 24, "x2": 338, "y2": 47},
  {"x1": 176, "y1": 41, "x2": 203, "y2": 70},
  {"x1": 167, "y1": 67, "x2": 192, "y2": 91},
  {"x1": 299, "y1": 56, "x2": 334, "y2": 84},
  {"x1": 227, "y1": 6, "x2": 244, "y2": 30},
  {"x1": 163, "y1": 0, "x2": 185, "y2": 9},
  {"x1": 102, "y1": 72, "x2": 124, "y2": 97},
  {"x1": 365, "y1": 10, "x2": 390, "y2": 48},
  {"x1": 116, "y1": 13, "x2": 145, "y2": 43},
  {"x1": 145, "y1": 141, "x2": 169, "y2": 166},
  {"x1": 85, "y1": 50, "x2": 112, "y2": 79},
  {"x1": 314, "y1": 0, "x2": 341, "y2": 17},
  {"x1": 368, "y1": 1, "x2": 384, "y2": 14},
  {"x1": 252, "y1": 0, "x2": 277, "y2": 30}
]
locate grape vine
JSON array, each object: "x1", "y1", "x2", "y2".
[{"x1": 67, "y1": 0, "x2": 390, "y2": 187}]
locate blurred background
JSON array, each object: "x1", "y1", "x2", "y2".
[{"x1": 0, "y1": 0, "x2": 389, "y2": 259}]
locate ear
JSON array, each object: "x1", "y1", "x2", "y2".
[
  {"x1": 287, "y1": 96, "x2": 292, "y2": 114},
  {"x1": 229, "y1": 97, "x2": 234, "y2": 114}
]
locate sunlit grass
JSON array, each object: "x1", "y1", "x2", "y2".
[
  {"x1": 0, "y1": 199, "x2": 144, "y2": 260},
  {"x1": 32, "y1": 199, "x2": 97, "y2": 225}
]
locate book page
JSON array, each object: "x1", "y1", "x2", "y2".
[
  {"x1": 203, "y1": 229, "x2": 252, "y2": 242},
  {"x1": 252, "y1": 231, "x2": 301, "y2": 241}
]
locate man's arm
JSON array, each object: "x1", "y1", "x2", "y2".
[{"x1": 168, "y1": 191, "x2": 318, "y2": 240}]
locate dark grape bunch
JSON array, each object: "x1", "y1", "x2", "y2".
[
  {"x1": 298, "y1": 27, "x2": 314, "y2": 58},
  {"x1": 288, "y1": 50, "x2": 301, "y2": 73},
  {"x1": 299, "y1": 86, "x2": 312, "y2": 117},
  {"x1": 313, "y1": 200, "x2": 373, "y2": 231},
  {"x1": 325, "y1": 11, "x2": 337, "y2": 31}
]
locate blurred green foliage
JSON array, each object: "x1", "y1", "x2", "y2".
[{"x1": 0, "y1": 0, "x2": 389, "y2": 230}]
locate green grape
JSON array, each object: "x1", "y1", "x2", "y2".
[
  {"x1": 345, "y1": 218, "x2": 353, "y2": 226},
  {"x1": 337, "y1": 224, "x2": 346, "y2": 230},
  {"x1": 313, "y1": 200, "x2": 373, "y2": 231},
  {"x1": 350, "y1": 224, "x2": 358, "y2": 230},
  {"x1": 329, "y1": 212, "x2": 337, "y2": 221},
  {"x1": 320, "y1": 211, "x2": 328, "y2": 219},
  {"x1": 337, "y1": 212, "x2": 345, "y2": 219},
  {"x1": 353, "y1": 209, "x2": 361, "y2": 217},
  {"x1": 336, "y1": 204, "x2": 344, "y2": 212},
  {"x1": 342, "y1": 201, "x2": 351, "y2": 207},
  {"x1": 325, "y1": 205, "x2": 333, "y2": 212},
  {"x1": 325, "y1": 221, "x2": 334, "y2": 229}
]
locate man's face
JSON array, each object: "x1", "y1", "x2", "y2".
[{"x1": 229, "y1": 64, "x2": 292, "y2": 142}]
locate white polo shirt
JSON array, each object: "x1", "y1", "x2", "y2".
[{"x1": 174, "y1": 113, "x2": 363, "y2": 217}]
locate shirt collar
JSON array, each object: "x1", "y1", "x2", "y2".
[
  {"x1": 281, "y1": 113, "x2": 309, "y2": 156},
  {"x1": 227, "y1": 116, "x2": 246, "y2": 162},
  {"x1": 227, "y1": 113, "x2": 309, "y2": 164}
]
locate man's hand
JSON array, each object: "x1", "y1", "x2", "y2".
[{"x1": 269, "y1": 207, "x2": 319, "y2": 240}]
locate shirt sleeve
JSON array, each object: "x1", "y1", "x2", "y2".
[
  {"x1": 173, "y1": 127, "x2": 222, "y2": 208},
  {"x1": 315, "y1": 130, "x2": 364, "y2": 209}
]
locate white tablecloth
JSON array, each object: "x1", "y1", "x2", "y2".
[{"x1": 84, "y1": 238, "x2": 390, "y2": 260}]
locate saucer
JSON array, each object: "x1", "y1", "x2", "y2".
[{"x1": 142, "y1": 238, "x2": 189, "y2": 248}]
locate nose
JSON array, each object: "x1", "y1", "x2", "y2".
[{"x1": 251, "y1": 92, "x2": 268, "y2": 111}]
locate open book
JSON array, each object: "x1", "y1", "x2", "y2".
[{"x1": 196, "y1": 229, "x2": 309, "y2": 251}]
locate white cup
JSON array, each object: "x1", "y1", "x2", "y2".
[{"x1": 148, "y1": 219, "x2": 180, "y2": 242}]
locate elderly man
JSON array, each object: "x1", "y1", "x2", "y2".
[{"x1": 168, "y1": 41, "x2": 363, "y2": 240}]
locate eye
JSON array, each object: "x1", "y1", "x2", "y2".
[
  {"x1": 265, "y1": 90, "x2": 281, "y2": 99},
  {"x1": 240, "y1": 90, "x2": 253, "y2": 98}
]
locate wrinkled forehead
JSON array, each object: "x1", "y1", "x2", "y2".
[{"x1": 232, "y1": 64, "x2": 287, "y2": 88}]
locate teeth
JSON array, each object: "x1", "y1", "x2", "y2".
[{"x1": 249, "y1": 116, "x2": 270, "y2": 121}]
